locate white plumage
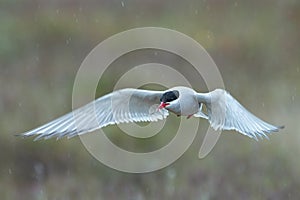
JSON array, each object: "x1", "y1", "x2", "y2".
[{"x1": 21, "y1": 86, "x2": 283, "y2": 141}]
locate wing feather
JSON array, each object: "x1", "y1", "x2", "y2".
[
  {"x1": 197, "y1": 89, "x2": 283, "y2": 140},
  {"x1": 21, "y1": 88, "x2": 168, "y2": 140}
]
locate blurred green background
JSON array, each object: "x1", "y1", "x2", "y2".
[{"x1": 1, "y1": 0, "x2": 300, "y2": 199}]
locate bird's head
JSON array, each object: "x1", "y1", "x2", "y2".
[{"x1": 159, "y1": 90, "x2": 179, "y2": 109}]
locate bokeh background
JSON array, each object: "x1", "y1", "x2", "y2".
[{"x1": 1, "y1": 0, "x2": 300, "y2": 199}]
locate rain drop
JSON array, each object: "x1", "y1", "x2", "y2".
[
  {"x1": 167, "y1": 168, "x2": 176, "y2": 180},
  {"x1": 66, "y1": 37, "x2": 71, "y2": 45}
]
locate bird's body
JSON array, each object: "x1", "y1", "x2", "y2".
[
  {"x1": 163, "y1": 86, "x2": 199, "y2": 116},
  {"x1": 20, "y1": 86, "x2": 283, "y2": 141}
]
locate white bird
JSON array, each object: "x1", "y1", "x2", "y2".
[{"x1": 20, "y1": 86, "x2": 283, "y2": 141}]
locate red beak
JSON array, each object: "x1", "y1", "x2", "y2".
[{"x1": 158, "y1": 102, "x2": 169, "y2": 109}]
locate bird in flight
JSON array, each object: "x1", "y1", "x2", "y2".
[{"x1": 20, "y1": 86, "x2": 283, "y2": 141}]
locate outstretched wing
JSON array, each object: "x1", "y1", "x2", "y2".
[
  {"x1": 21, "y1": 88, "x2": 167, "y2": 140},
  {"x1": 196, "y1": 89, "x2": 283, "y2": 140}
]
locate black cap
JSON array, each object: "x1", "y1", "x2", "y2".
[{"x1": 160, "y1": 90, "x2": 179, "y2": 103}]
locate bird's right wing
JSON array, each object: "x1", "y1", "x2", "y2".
[
  {"x1": 196, "y1": 89, "x2": 283, "y2": 140},
  {"x1": 21, "y1": 88, "x2": 168, "y2": 140}
]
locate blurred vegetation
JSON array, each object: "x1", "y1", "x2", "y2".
[{"x1": 0, "y1": 0, "x2": 300, "y2": 199}]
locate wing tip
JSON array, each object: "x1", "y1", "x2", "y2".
[
  {"x1": 14, "y1": 133, "x2": 28, "y2": 139},
  {"x1": 277, "y1": 125, "x2": 285, "y2": 130},
  {"x1": 250, "y1": 124, "x2": 284, "y2": 141}
]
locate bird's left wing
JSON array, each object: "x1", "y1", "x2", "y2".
[
  {"x1": 21, "y1": 88, "x2": 167, "y2": 140},
  {"x1": 196, "y1": 89, "x2": 283, "y2": 140}
]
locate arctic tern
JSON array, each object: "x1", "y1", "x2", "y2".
[{"x1": 20, "y1": 86, "x2": 283, "y2": 141}]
